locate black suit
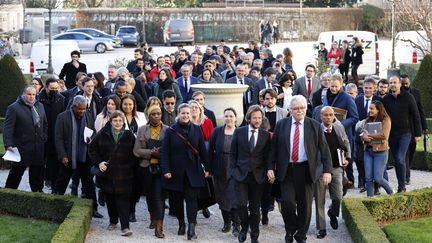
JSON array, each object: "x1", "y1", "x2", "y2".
[
  {"x1": 230, "y1": 126, "x2": 271, "y2": 241},
  {"x1": 59, "y1": 61, "x2": 87, "y2": 89},
  {"x1": 268, "y1": 117, "x2": 332, "y2": 241}
]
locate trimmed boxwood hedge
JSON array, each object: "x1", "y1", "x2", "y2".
[
  {"x1": 0, "y1": 188, "x2": 92, "y2": 243},
  {"x1": 342, "y1": 187, "x2": 432, "y2": 243}
]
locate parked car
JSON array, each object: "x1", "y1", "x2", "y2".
[
  {"x1": 31, "y1": 40, "x2": 80, "y2": 75},
  {"x1": 116, "y1": 26, "x2": 140, "y2": 46},
  {"x1": 67, "y1": 28, "x2": 123, "y2": 48},
  {"x1": 163, "y1": 19, "x2": 195, "y2": 46},
  {"x1": 53, "y1": 32, "x2": 115, "y2": 53}
]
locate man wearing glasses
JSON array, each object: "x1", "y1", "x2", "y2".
[
  {"x1": 161, "y1": 90, "x2": 177, "y2": 126},
  {"x1": 201, "y1": 60, "x2": 223, "y2": 83},
  {"x1": 59, "y1": 50, "x2": 87, "y2": 89}
]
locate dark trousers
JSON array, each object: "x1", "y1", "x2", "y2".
[
  {"x1": 355, "y1": 142, "x2": 365, "y2": 187},
  {"x1": 339, "y1": 64, "x2": 349, "y2": 83},
  {"x1": 171, "y1": 177, "x2": 200, "y2": 224},
  {"x1": 237, "y1": 173, "x2": 264, "y2": 241},
  {"x1": 45, "y1": 151, "x2": 60, "y2": 185},
  {"x1": 139, "y1": 167, "x2": 165, "y2": 219},
  {"x1": 5, "y1": 163, "x2": 44, "y2": 192},
  {"x1": 105, "y1": 192, "x2": 130, "y2": 230},
  {"x1": 129, "y1": 166, "x2": 142, "y2": 214},
  {"x1": 280, "y1": 162, "x2": 313, "y2": 241},
  {"x1": 55, "y1": 161, "x2": 97, "y2": 209},
  {"x1": 389, "y1": 133, "x2": 411, "y2": 190},
  {"x1": 351, "y1": 64, "x2": 360, "y2": 84},
  {"x1": 260, "y1": 180, "x2": 274, "y2": 215},
  {"x1": 405, "y1": 139, "x2": 417, "y2": 180}
]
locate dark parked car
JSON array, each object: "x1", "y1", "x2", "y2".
[
  {"x1": 68, "y1": 28, "x2": 123, "y2": 48},
  {"x1": 163, "y1": 19, "x2": 195, "y2": 46},
  {"x1": 116, "y1": 26, "x2": 140, "y2": 46}
]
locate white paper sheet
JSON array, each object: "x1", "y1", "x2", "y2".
[
  {"x1": 84, "y1": 127, "x2": 94, "y2": 142},
  {"x1": 2, "y1": 147, "x2": 21, "y2": 162}
]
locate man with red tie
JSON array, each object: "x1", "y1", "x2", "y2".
[
  {"x1": 292, "y1": 64, "x2": 320, "y2": 117},
  {"x1": 267, "y1": 95, "x2": 332, "y2": 243}
]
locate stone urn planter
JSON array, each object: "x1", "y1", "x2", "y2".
[{"x1": 191, "y1": 83, "x2": 249, "y2": 126}]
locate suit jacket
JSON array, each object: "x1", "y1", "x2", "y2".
[
  {"x1": 322, "y1": 90, "x2": 359, "y2": 140},
  {"x1": 267, "y1": 117, "x2": 332, "y2": 183},
  {"x1": 230, "y1": 126, "x2": 271, "y2": 184},
  {"x1": 177, "y1": 75, "x2": 199, "y2": 103},
  {"x1": 407, "y1": 87, "x2": 427, "y2": 131},
  {"x1": 354, "y1": 95, "x2": 382, "y2": 121},
  {"x1": 312, "y1": 87, "x2": 327, "y2": 108},
  {"x1": 61, "y1": 86, "x2": 81, "y2": 108},
  {"x1": 208, "y1": 125, "x2": 232, "y2": 177},
  {"x1": 226, "y1": 76, "x2": 254, "y2": 108},
  {"x1": 252, "y1": 77, "x2": 276, "y2": 105},
  {"x1": 292, "y1": 76, "x2": 320, "y2": 105}
]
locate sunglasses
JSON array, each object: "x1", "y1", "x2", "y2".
[{"x1": 165, "y1": 102, "x2": 175, "y2": 105}]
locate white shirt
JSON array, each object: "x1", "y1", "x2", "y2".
[
  {"x1": 282, "y1": 86, "x2": 293, "y2": 110},
  {"x1": 364, "y1": 96, "x2": 372, "y2": 112},
  {"x1": 264, "y1": 78, "x2": 272, "y2": 89},
  {"x1": 248, "y1": 125, "x2": 258, "y2": 148},
  {"x1": 236, "y1": 76, "x2": 245, "y2": 85},
  {"x1": 290, "y1": 119, "x2": 307, "y2": 162}
]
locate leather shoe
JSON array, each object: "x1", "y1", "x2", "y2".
[
  {"x1": 406, "y1": 178, "x2": 411, "y2": 185},
  {"x1": 317, "y1": 229, "x2": 327, "y2": 239},
  {"x1": 178, "y1": 222, "x2": 186, "y2": 235},
  {"x1": 359, "y1": 187, "x2": 367, "y2": 193},
  {"x1": 221, "y1": 222, "x2": 231, "y2": 233},
  {"x1": 387, "y1": 165, "x2": 394, "y2": 170},
  {"x1": 202, "y1": 208, "x2": 211, "y2": 218},
  {"x1": 397, "y1": 188, "x2": 406, "y2": 193},
  {"x1": 328, "y1": 211, "x2": 338, "y2": 230},
  {"x1": 285, "y1": 233, "x2": 294, "y2": 243},
  {"x1": 294, "y1": 235, "x2": 306, "y2": 243},
  {"x1": 92, "y1": 210, "x2": 103, "y2": 218},
  {"x1": 261, "y1": 213, "x2": 269, "y2": 225},
  {"x1": 187, "y1": 223, "x2": 197, "y2": 240},
  {"x1": 251, "y1": 239, "x2": 259, "y2": 243},
  {"x1": 129, "y1": 212, "x2": 136, "y2": 222},
  {"x1": 238, "y1": 230, "x2": 247, "y2": 242}
]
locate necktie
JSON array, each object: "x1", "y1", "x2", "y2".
[
  {"x1": 307, "y1": 79, "x2": 312, "y2": 97},
  {"x1": 249, "y1": 129, "x2": 256, "y2": 152},
  {"x1": 239, "y1": 79, "x2": 243, "y2": 85},
  {"x1": 292, "y1": 121, "x2": 300, "y2": 162},
  {"x1": 365, "y1": 98, "x2": 370, "y2": 111},
  {"x1": 184, "y1": 78, "x2": 188, "y2": 92},
  {"x1": 326, "y1": 128, "x2": 331, "y2": 134}
]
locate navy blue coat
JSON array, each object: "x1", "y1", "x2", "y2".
[
  {"x1": 160, "y1": 122, "x2": 209, "y2": 192},
  {"x1": 176, "y1": 75, "x2": 199, "y2": 103}
]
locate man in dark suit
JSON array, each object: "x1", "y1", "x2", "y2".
[
  {"x1": 293, "y1": 64, "x2": 321, "y2": 116},
  {"x1": 311, "y1": 72, "x2": 331, "y2": 108},
  {"x1": 226, "y1": 63, "x2": 254, "y2": 114},
  {"x1": 230, "y1": 105, "x2": 271, "y2": 243},
  {"x1": 59, "y1": 50, "x2": 87, "y2": 89},
  {"x1": 177, "y1": 64, "x2": 199, "y2": 103},
  {"x1": 267, "y1": 95, "x2": 332, "y2": 243},
  {"x1": 400, "y1": 74, "x2": 428, "y2": 185},
  {"x1": 354, "y1": 78, "x2": 382, "y2": 191},
  {"x1": 252, "y1": 67, "x2": 277, "y2": 105},
  {"x1": 61, "y1": 72, "x2": 87, "y2": 108}
]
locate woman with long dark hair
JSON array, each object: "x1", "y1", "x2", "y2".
[
  {"x1": 95, "y1": 95, "x2": 121, "y2": 132},
  {"x1": 359, "y1": 101, "x2": 394, "y2": 197},
  {"x1": 152, "y1": 68, "x2": 183, "y2": 108},
  {"x1": 351, "y1": 37, "x2": 364, "y2": 85},
  {"x1": 161, "y1": 103, "x2": 209, "y2": 240}
]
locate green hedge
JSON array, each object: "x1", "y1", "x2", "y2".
[
  {"x1": 343, "y1": 187, "x2": 432, "y2": 243},
  {"x1": 0, "y1": 188, "x2": 92, "y2": 243}
]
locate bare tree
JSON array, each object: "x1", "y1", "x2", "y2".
[{"x1": 395, "y1": 0, "x2": 432, "y2": 56}]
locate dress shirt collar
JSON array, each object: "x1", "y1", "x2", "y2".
[
  {"x1": 321, "y1": 123, "x2": 333, "y2": 133},
  {"x1": 292, "y1": 118, "x2": 305, "y2": 126}
]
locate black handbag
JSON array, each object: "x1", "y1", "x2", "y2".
[{"x1": 146, "y1": 139, "x2": 162, "y2": 175}]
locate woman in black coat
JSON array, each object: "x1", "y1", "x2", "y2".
[
  {"x1": 161, "y1": 103, "x2": 209, "y2": 240},
  {"x1": 351, "y1": 37, "x2": 364, "y2": 85},
  {"x1": 208, "y1": 108, "x2": 240, "y2": 236},
  {"x1": 89, "y1": 110, "x2": 136, "y2": 237}
]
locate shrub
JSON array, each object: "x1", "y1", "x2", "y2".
[
  {"x1": 0, "y1": 189, "x2": 92, "y2": 243},
  {"x1": 0, "y1": 55, "x2": 26, "y2": 117},
  {"x1": 361, "y1": 4, "x2": 385, "y2": 34},
  {"x1": 414, "y1": 54, "x2": 432, "y2": 118},
  {"x1": 343, "y1": 187, "x2": 432, "y2": 243},
  {"x1": 400, "y1": 63, "x2": 420, "y2": 82}
]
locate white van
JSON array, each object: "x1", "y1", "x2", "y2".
[
  {"x1": 315, "y1": 31, "x2": 379, "y2": 76},
  {"x1": 31, "y1": 40, "x2": 80, "y2": 75},
  {"x1": 395, "y1": 30, "x2": 429, "y2": 66}
]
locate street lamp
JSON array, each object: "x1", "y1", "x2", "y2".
[
  {"x1": 389, "y1": 0, "x2": 396, "y2": 68},
  {"x1": 299, "y1": 0, "x2": 303, "y2": 41},
  {"x1": 141, "y1": 0, "x2": 146, "y2": 43},
  {"x1": 47, "y1": 0, "x2": 54, "y2": 74}
]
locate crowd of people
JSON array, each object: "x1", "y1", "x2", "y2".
[{"x1": 2, "y1": 37, "x2": 427, "y2": 243}]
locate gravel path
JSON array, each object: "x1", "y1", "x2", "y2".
[{"x1": 1, "y1": 167, "x2": 431, "y2": 243}]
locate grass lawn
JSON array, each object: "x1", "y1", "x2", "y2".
[
  {"x1": 0, "y1": 214, "x2": 59, "y2": 243},
  {"x1": 0, "y1": 135, "x2": 4, "y2": 155},
  {"x1": 384, "y1": 217, "x2": 432, "y2": 243}
]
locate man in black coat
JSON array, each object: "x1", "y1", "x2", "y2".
[
  {"x1": 400, "y1": 74, "x2": 428, "y2": 185},
  {"x1": 267, "y1": 95, "x2": 332, "y2": 243},
  {"x1": 4, "y1": 86, "x2": 48, "y2": 192},
  {"x1": 61, "y1": 72, "x2": 87, "y2": 108},
  {"x1": 54, "y1": 95, "x2": 102, "y2": 218},
  {"x1": 38, "y1": 77, "x2": 65, "y2": 191},
  {"x1": 59, "y1": 50, "x2": 87, "y2": 89},
  {"x1": 338, "y1": 40, "x2": 351, "y2": 83},
  {"x1": 230, "y1": 105, "x2": 271, "y2": 243}
]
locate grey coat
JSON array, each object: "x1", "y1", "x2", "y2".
[{"x1": 133, "y1": 124, "x2": 169, "y2": 168}]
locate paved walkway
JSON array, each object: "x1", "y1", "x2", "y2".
[{"x1": 1, "y1": 167, "x2": 431, "y2": 243}]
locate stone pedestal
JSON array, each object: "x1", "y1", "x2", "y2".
[{"x1": 191, "y1": 83, "x2": 249, "y2": 127}]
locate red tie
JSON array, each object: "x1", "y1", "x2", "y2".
[
  {"x1": 326, "y1": 128, "x2": 331, "y2": 133},
  {"x1": 292, "y1": 121, "x2": 300, "y2": 162},
  {"x1": 307, "y1": 79, "x2": 312, "y2": 97}
]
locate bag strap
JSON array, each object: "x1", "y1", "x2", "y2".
[{"x1": 169, "y1": 127, "x2": 199, "y2": 154}]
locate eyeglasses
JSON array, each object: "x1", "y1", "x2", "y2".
[
  {"x1": 165, "y1": 102, "x2": 175, "y2": 105},
  {"x1": 291, "y1": 106, "x2": 307, "y2": 111}
]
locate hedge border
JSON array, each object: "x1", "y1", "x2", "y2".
[
  {"x1": 0, "y1": 188, "x2": 92, "y2": 243},
  {"x1": 342, "y1": 187, "x2": 432, "y2": 243}
]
